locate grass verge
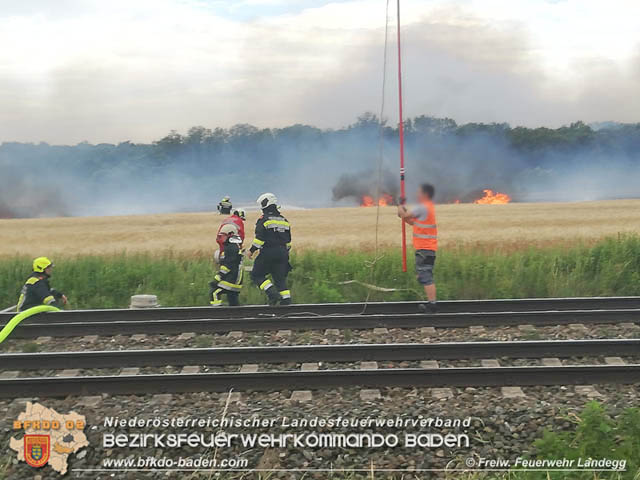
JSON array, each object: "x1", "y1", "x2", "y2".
[{"x1": 0, "y1": 235, "x2": 639, "y2": 309}]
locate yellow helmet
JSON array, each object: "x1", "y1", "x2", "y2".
[{"x1": 33, "y1": 257, "x2": 53, "y2": 273}]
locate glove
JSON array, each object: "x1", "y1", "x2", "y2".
[{"x1": 51, "y1": 289, "x2": 64, "y2": 300}]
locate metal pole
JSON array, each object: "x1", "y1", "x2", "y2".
[{"x1": 397, "y1": 0, "x2": 407, "y2": 272}]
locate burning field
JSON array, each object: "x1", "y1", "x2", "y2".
[
  {"x1": 1, "y1": 200, "x2": 639, "y2": 257},
  {"x1": 331, "y1": 168, "x2": 514, "y2": 207}
]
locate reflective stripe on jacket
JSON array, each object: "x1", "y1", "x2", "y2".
[{"x1": 412, "y1": 200, "x2": 438, "y2": 251}]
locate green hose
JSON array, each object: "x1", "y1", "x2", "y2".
[{"x1": 0, "y1": 305, "x2": 60, "y2": 344}]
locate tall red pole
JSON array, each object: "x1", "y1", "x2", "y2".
[{"x1": 397, "y1": 0, "x2": 407, "y2": 272}]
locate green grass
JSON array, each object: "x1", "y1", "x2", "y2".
[{"x1": 1, "y1": 235, "x2": 639, "y2": 310}]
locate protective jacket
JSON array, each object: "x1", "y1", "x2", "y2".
[
  {"x1": 249, "y1": 208, "x2": 291, "y2": 253},
  {"x1": 215, "y1": 243, "x2": 244, "y2": 293},
  {"x1": 412, "y1": 199, "x2": 438, "y2": 251},
  {"x1": 216, "y1": 215, "x2": 245, "y2": 252},
  {"x1": 17, "y1": 273, "x2": 64, "y2": 312},
  {"x1": 217, "y1": 200, "x2": 232, "y2": 215},
  {"x1": 210, "y1": 241, "x2": 244, "y2": 307},
  {"x1": 249, "y1": 207, "x2": 292, "y2": 305}
]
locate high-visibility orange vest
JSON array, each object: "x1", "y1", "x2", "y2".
[{"x1": 412, "y1": 199, "x2": 438, "y2": 251}]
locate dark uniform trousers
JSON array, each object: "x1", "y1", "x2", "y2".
[{"x1": 250, "y1": 247, "x2": 291, "y2": 304}]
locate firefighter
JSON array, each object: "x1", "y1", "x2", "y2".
[
  {"x1": 217, "y1": 196, "x2": 233, "y2": 215},
  {"x1": 247, "y1": 193, "x2": 292, "y2": 306},
  {"x1": 397, "y1": 184, "x2": 438, "y2": 313},
  {"x1": 216, "y1": 208, "x2": 246, "y2": 253},
  {"x1": 209, "y1": 225, "x2": 244, "y2": 307},
  {"x1": 17, "y1": 257, "x2": 67, "y2": 312}
]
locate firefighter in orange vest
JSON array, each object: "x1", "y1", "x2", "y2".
[{"x1": 397, "y1": 183, "x2": 438, "y2": 313}]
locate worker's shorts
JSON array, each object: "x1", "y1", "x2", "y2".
[{"x1": 415, "y1": 249, "x2": 436, "y2": 286}]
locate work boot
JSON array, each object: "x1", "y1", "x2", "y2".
[
  {"x1": 418, "y1": 302, "x2": 437, "y2": 314},
  {"x1": 265, "y1": 286, "x2": 283, "y2": 306},
  {"x1": 279, "y1": 290, "x2": 292, "y2": 306}
]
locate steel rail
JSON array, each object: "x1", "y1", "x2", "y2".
[
  {"x1": 2, "y1": 339, "x2": 639, "y2": 371},
  {"x1": 1, "y1": 296, "x2": 638, "y2": 325},
  {"x1": 4, "y1": 309, "x2": 639, "y2": 339},
  {"x1": 1, "y1": 365, "x2": 639, "y2": 398}
]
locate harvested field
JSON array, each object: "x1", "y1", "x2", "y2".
[{"x1": 0, "y1": 199, "x2": 639, "y2": 257}]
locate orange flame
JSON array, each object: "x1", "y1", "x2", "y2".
[
  {"x1": 474, "y1": 189, "x2": 512, "y2": 204},
  {"x1": 360, "y1": 194, "x2": 394, "y2": 207}
]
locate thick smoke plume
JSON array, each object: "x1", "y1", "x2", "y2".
[
  {"x1": 332, "y1": 169, "x2": 398, "y2": 204},
  {"x1": 0, "y1": 117, "x2": 639, "y2": 218}
]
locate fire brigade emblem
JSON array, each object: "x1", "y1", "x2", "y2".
[{"x1": 24, "y1": 435, "x2": 50, "y2": 468}]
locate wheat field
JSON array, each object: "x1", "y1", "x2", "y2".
[{"x1": 1, "y1": 199, "x2": 639, "y2": 258}]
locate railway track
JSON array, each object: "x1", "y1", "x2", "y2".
[
  {"x1": 1, "y1": 297, "x2": 637, "y2": 398},
  {"x1": 1, "y1": 339, "x2": 639, "y2": 398},
  {"x1": 2, "y1": 339, "x2": 639, "y2": 370},
  {"x1": 1, "y1": 365, "x2": 639, "y2": 398},
  {"x1": 2, "y1": 296, "x2": 639, "y2": 324},
  {"x1": 3, "y1": 308, "x2": 638, "y2": 338}
]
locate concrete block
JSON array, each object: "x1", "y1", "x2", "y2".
[
  {"x1": 575, "y1": 385, "x2": 602, "y2": 398},
  {"x1": 604, "y1": 357, "x2": 626, "y2": 366},
  {"x1": 152, "y1": 394, "x2": 173, "y2": 404},
  {"x1": 119, "y1": 367, "x2": 140, "y2": 376},
  {"x1": 130, "y1": 294, "x2": 158, "y2": 309},
  {"x1": 420, "y1": 360, "x2": 440, "y2": 369},
  {"x1": 481, "y1": 359, "x2": 501, "y2": 368},
  {"x1": 360, "y1": 389, "x2": 381, "y2": 401},
  {"x1": 501, "y1": 387, "x2": 526, "y2": 398},
  {"x1": 220, "y1": 392, "x2": 242, "y2": 404},
  {"x1": 360, "y1": 361, "x2": 379, "y2": 370},
  {"x1": 181, "y1": 365, "x2": 200, "y2": 374},
  {"x1": 79, "y1": 396, "x2": 102, "y2": 408},
  {"x1": 290, "y1": 391, "x2": 313, "y2": 402},
  {"x1": 541, "y1": 358, "x2": 563, "y2": 367},
  {"x1": 432, "y1": 388, "x2": 453, "y2": 400}
]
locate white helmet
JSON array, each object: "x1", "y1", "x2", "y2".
[
  {"x1": 232, "y1": 208, "x2": 246, "y2": 220},
  {"x1": 219, "y1": 223, "x2": 239, "y2": 236},
  {"x1": 257, "y1": 192, "x2": 278, "y2": 209},
  {"x1": 218, "y1": 224, "x2": 239, "y2": 244}
]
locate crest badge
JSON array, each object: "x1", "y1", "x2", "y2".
[{"x1": 24, "y1": 435, "x2": 50, "y2": 468}]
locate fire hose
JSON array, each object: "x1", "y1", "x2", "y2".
[{"x1": 0, "y1": 305, "x2": 60, "y2": 344}]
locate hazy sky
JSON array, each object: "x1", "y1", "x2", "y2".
[{"x1": 1, "y1": 0, "x2": 639, "y2": 144}]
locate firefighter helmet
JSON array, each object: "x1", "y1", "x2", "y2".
[
  {"x1": 218, "y1": 223, "x2": 239, "y2": 244},
  {"x1": 33, "y1": 257, "x2": 53, "y2": 273},
  {"x1": 232, "y1": 208, "x2": 246, "y2": 220},
  {"x1": 257, "y1": 192, "x2": 278, "y2": 209},
  {"x1": 219, "y1": 224, "x2": 238, "y2": 235}
]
